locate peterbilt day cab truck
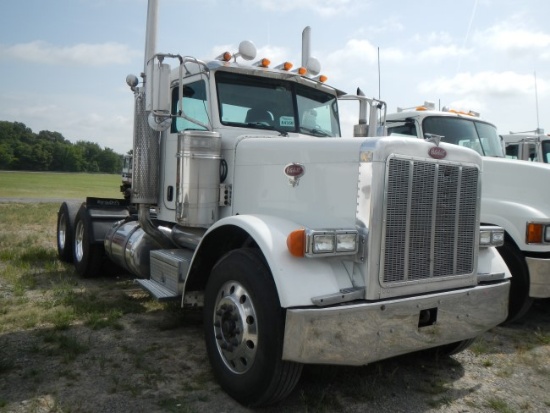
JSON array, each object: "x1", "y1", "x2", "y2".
[
  {"x1": 501, "y1": 129, "x2": 550, "y2": 164},
  {"x1": 386, "y1": 103, "x2": 550, "y2": 322},
  {"x1": 55, "y1": 1, "x2": 510, "y2": 407}
]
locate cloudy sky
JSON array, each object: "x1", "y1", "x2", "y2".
[{"x1": 1, "y1": 0, "x2": 549, "y2": 154}]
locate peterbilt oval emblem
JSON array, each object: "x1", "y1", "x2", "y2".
[
  {"x1": 284, "y1": 163, "x2": 305, "y2": 187},
  {"x1": 428, "y1": 147, "x2": 447, "y2": 159}
]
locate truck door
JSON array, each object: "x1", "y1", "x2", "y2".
[{"x1": 160, "y1": 74, "x2": 210, "y2": 212}]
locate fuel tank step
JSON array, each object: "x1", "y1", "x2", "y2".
[{"x1": 135, "y1": 279, "x2": 180, "y2": 301}]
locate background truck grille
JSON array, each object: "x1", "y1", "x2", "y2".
[{"x1": 383, "y1": 158, "x2": 478, "y2": 284}]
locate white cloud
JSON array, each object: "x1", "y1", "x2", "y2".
[
  {"x1": 413, "y1": 31, "x2": 454, "y2": 45},
  {"x1": 244, "y1": 0, "x2": 367, "y2": 17},
  {"x1": 327, "y1": 38, "x2": 404, "y2": 67},
  {"x1": 475, "y1": 24, "x2": 550, "y2": 57},
  {"x1": 0, "y1": 41, "x2": 141, "y2": 66},
  {"x1": 417, "y1": 45, "x2": 471, "y2": 62},
  {"x1": 210, "y1": 44, "x2": 291, "y2": 65},
  {"x1": 418, "y1": 71, "x2": 544, "y2": 98},
  {"x1": 322, "y1": 38, "x2": 404, "y2": 87},
  {"x1": 364, "y1": 17, "x2": 405, "y2": 35}
]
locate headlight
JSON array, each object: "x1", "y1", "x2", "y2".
[
  {"x1": 336, "y1": 231, "x2": 358, "y2": 252},
  {"x1": 479, "y1": 226, "x2": 505, "y2": 247},
  {"x1": 309, "y1": 230, "x2": 358, "y2": 256},
  {"x1": 312, "y1": 233, "x2": 335, "y2": 253}
]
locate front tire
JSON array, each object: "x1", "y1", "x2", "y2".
[
  {"x1": 497, "y1": 240, "x2": 533, "y2": 323},
  {"x1": 203, "y1": 248, "x2": 302, "y2": 407},
  {"x1": 73, "y1": 205, "x2": 104, "y2": 278},
  {"x1": 431, "y1": 338, "x2": 476, "y2": 357},
  {"x1": 56, "y1": 201, "x2": 81, "y2": 262}
]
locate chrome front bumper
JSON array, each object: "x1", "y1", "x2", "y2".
[
  {"x1": 526, "y1": 257, "x2": 550, "y2": 298},
  {"x1": 282, "y1": 281, "x2": 509, "y2": 365}
]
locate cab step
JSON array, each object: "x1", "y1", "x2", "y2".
[
  {"x1": 135, "y1": 279, "x2": 180, "y2": 301},
  {"x1": 135, "y1": 249, "x2": 193, "y2": 301}
]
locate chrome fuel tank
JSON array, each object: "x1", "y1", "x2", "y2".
[{"x1": 104, "y1": 220, "x2": 160, "y2": 278}]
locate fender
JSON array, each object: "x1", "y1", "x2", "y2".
[
  {"x1": 481, "y1": 158, "x2": 550, "y2": 253},
  {"x1": 481, "y1": 198, "x2": 550, "y2": 253},
  {"x1": 83, "y1": 198, "x2": 130, "y2": 244},
  {"x1": 186, "y1": 214, "x2": 357, "y2": 308}
]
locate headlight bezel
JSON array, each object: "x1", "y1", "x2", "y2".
[
  {"x1": 306, "y1": 229, "x2": 359, "y2": 257},
  {"x1": 286, "y1": 228, "x2": 360, "y2": 258},
  {"x1": 479, "y1": 226, "x2": 505, "y2": 248}
]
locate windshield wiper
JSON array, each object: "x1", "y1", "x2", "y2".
[
  {"x1": 222, "y1": 121, "x2": 289, "y2": 136},
  {"x1": 247, "y1": 122, "x2": 289, "y2": 137},
  {"x1": 299, "y1": 126, "x2": 331, "y2": 137}
]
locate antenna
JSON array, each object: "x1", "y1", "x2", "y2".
[
  {"x1": 377, "y1": 47, "x2": 381, "y2": 100},
  {"x1": 535, "y1": 71, "x2": 540, "y2": 132}
]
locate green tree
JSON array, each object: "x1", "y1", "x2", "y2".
[
  {"x1": 98, "y1": 147, "x2": 122, "y2": 174},
  {"x1": 0, "y1": 121, "x2": 124, "y2": 173}
]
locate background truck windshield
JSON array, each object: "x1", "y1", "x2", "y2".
[
  {"x1": 543, "y1": 141, "x2": 550, "y2": 162},
  {"x1": 215, "y1": 71, "x2": 341, "y2": 137},
  {"x1": 388, "y1": 116, "x2": 504, "y2": 157},
  {"x1": 423, "y1": 117, "x2": 504, "y2": 157}
]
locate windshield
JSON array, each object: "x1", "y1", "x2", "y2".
[
  {"x1": 542, "y1": 140, "x2": 550, "y2": 163},
  {"x1": 215, "y1": 71, "x2": 340, "y2": 137},
  {"x1": 423, "y1": 117, "x2": 504, "y2": 157}
]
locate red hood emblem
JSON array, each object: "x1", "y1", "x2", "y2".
[
  {"x1": 428, "y1": 146, "x2": 447, "y2": 159},
  {"x1": 284, "y1": 163, "x2": 305, "y2": 187}
]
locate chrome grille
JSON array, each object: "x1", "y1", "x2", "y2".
[{"x1": 383, "y1": 157, "x2": 478, "y2": 284}]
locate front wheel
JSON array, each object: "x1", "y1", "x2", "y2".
[
  {"x1": 497, "y1": 240, "x2": 533, "y2": 323},
  {"x1": 73, "y1": 205, "x2": 104, "y2": 278},
  {"x1": 431, "y1": 338, "x2": 477, "y2": 357},
  {"x1": 203, "y1": 248, "x2": 302, "y2": 407}
]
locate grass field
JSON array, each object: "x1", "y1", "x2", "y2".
[
  {"x1": 0, "y1": 172, "x2": 549, "y2": 412},
  {"x1": 0, "y1": 171, "x2": 122, "y2": 199}
]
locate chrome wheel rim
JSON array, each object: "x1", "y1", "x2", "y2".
[
  {"x1": 75, "y1": 220, "x2": 84, "y2": 262},
  {"x1": 213, "y1": 280, "x2": 258, "y2": 374},
  {"x1": 58, "y1": 213, "x2": 67, "y2": 250}
]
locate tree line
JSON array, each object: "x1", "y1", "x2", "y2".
[{"x1": 0, "y1": 121, "x2": 127, "y2": 174}]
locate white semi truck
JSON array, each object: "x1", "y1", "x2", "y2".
[
  {"x1": 120, "y1": 153, "x2": 132, "y2": 201},
  {"x1": 55, "y1": 1, "x2": 510, "y2": 407},
  {"x1": 501, "y1": 129, "x2": 550, "y2": 164},
  {"x1": 387, "y1": 103, "x2": 550, "y2": 322}
]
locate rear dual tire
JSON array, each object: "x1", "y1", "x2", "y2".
[
  {"x1": 56, "y1": 201, "x2": 81, "y2": 263},
  {"x1": 73, "y1": 205, "x2": 104, "y2": 278}
]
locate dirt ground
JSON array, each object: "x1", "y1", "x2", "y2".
[{"x1": 1, "y1": 270, "x2": 549, "y2": 413}]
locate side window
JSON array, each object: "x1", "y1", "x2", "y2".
[
  {"x1": 387, "y1": 123, "x2": 417, "y2": 137},
  {"x1": 505, "y1": 144, "x2": 519, "y2": 159},
  {"x1": 171, "y1": 80, "x2": 209, "y2": 132}
]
